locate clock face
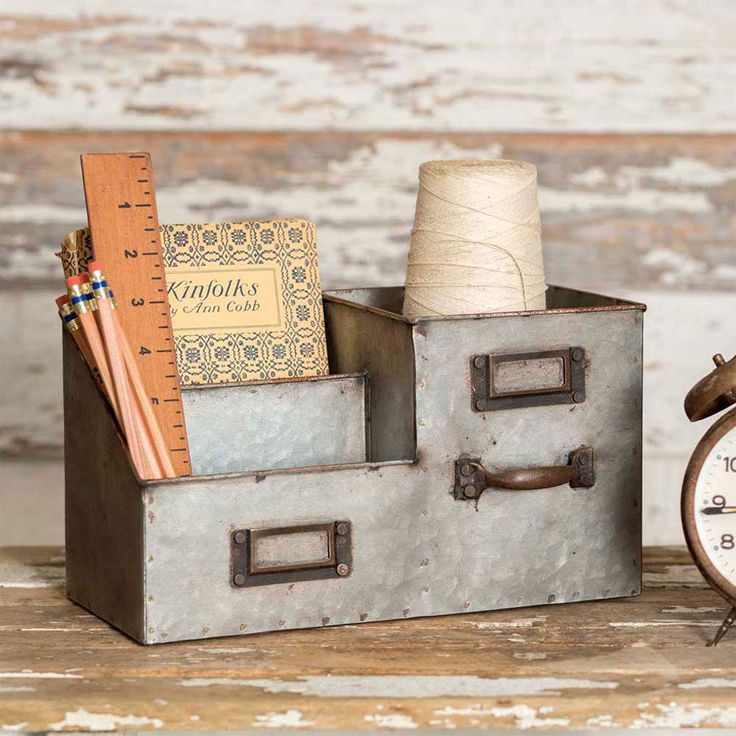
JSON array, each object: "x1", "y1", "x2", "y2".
[{"x1": 683, "y1": 411, "x2": 736, "y2": 602}]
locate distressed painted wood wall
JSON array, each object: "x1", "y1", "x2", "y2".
[{"x1": 1, "y1": 0, "x2": 735, "y2": 545}]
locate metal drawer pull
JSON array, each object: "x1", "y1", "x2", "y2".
[
  {"x1": 230, "y1": 521, "x2": 352, "y2": 587},
  {"x1": 454, "y1": 447, "x2": 595, "y2": 500},
  {"x1": 471, "y1": 347, "x2": 586, "y2": 412}
]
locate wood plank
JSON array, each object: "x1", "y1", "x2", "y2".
[
  {"x1": 2, "y1": 130, "x2": 735, "y2": 292},
  {"x1": 1, "y1": 546, "x2": 735, "y2": 732},
  {"x1": 0, "y1": 2, "x2": 735, "y2": 132}
]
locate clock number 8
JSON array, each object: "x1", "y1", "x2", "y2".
[{"x1": 722, "y1": 534, "x2": 735, "y2": 550}]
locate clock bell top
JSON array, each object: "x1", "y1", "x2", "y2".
[{"x1": 685, "y1": 353, "x2": 736, "y2": 422}]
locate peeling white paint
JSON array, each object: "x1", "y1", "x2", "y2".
[
  {"x1": 364, "y1": 713, "x2": 418, "y2": 729},
  {"x1": 680, "y1": 679, "x2": 736, "y2": 689},
  {"x1": 1, "y1": 2, "x2": 734, "y2": 132},
  {"x1": 468, "y1": 616, "x2": 547, "y2": 629},
  {"x1": 0, "y1": 671, "x2": 82, "y2": 679},
  {"x1": 644, "y1": 157, "x2": 736, "y2": 187},
  {"x1": 0, "y1": 204, "x2": 84, "y2": 224},
  {"x1": 19, "y1": 627, "x2": 105, "y2": 632},
  {"x1": 539, "y1": 185, "x2": 711, "y2": 215},
  {"x1": 252, "y1": 710, "x2": 314, "y2": 729},
  {"x1": 568, "y1": 166, "x2": 609, "y2": 188},
  {"x1": 586, "y1": 713, "x2": 619, "y2": 727},
  {"x1": 609, "y1": 620, "x2": 722, "y2": 628},
  {"x1": 435, "y1": 703, "x2": 570, "y2": 730},
  {"x1": 178, "y1": 674, "x2": 618, "y2": 697},
  {"x1": 47, "y1": 708, "x2": 164, "y2": 731},
  {"x1": 1, "y1": 724, "x2": 28, "y2": 732},
  {"x1": 632, "y1": 702, "x2": 736, "y2": 728},
  {"x1": 642, "y1": 249, "x2": 710, "y2": 287}
]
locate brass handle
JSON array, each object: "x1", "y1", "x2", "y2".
[{"x1": 454, "y1": 447, "x2": 595, "y2": 500}]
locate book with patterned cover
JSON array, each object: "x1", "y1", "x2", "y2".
[{"x1": 60, "y1": 219, "x2": 329, "y2": 385}]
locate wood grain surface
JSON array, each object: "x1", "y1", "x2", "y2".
[
  {"x1": 1, "y1": 1, "x2": 735, "y2": 132},
  {"x1": 0, "y1": 546, "x2": 734, "y2": 732},
  {"x1": 2, "y1": 131, "x2": 735, "y2": 291}
]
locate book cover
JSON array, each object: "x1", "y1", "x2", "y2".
[{"x1": 60, "y1": 219, "x2": 329, "y2": 385}]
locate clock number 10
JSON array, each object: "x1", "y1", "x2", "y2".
[{"x1": 724, "y1": 456, "x2": 736, "y2": 472}]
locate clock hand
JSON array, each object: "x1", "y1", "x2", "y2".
[{"x1": 702, "y1": 506, "x2": 736, "y2": 515}]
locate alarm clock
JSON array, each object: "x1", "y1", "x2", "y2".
[{"x1": 682, "y1": 353, "x2": 736, "y2": 646}]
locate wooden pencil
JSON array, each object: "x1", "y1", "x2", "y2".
[
  {"x1": 56, "y1": 294, "x2": 118, "y2": 416},
  {"x1": 86, "y1": 265, "x2": 163, "y2": 480},
  {"x1": 66, "y1": 274, "x2": 153, "y2": 479},
  {"x1": 86, "y1": 264, "x2": 174, "y2": 476},
  {"x1": 65, "y1": 276, "x2": 119, "y2": 424}
]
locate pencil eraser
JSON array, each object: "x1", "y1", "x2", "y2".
[
  {"x1": 65, "y1": 275, "x2": 83, "y2": 287},
  {"x1": 55, "y1": 294, "x2": 70, "y2": 308},
  {"x1": 78, "y1": 272, "x2": 90, "y2": 283},
  {"x1": 87, "y1": 261, "x2": 103, "y2": 273}
]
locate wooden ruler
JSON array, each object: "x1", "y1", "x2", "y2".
[{"x1": 81, "y1": 152, "x2": 191, "y2": 476}]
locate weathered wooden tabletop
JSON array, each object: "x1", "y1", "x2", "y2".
[{"x1": 0, "y1": 546, "x2": 734, "y2": 732}]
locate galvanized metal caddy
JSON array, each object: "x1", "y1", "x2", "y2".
[{"x1": 64, "y1": 286, "x2": 645, "y2": 644}]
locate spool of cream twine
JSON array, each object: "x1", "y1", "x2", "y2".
[{"x1": 403, "y1": 159, "x2": 547, "y2": 318}]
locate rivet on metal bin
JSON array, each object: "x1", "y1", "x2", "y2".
[
  {"x1": 233, "y1": 531, "x2": 247, "y2": 545},
  {"x1": 463, "y1": 484, "x2": 478, "y2": 499}
]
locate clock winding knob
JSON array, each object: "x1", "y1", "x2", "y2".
[{"x1": 684, "y1": 353, "x2": 736, "y2": 422}]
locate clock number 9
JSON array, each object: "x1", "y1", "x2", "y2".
[
  {"x1": 722, "y1": 534, "x2": 735, "y2": 550},
  {"x1": 713, "y1": 495, "x2": 727, "y2": 508}
]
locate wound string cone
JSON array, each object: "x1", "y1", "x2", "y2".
[{"x1": 403, "y1": 159, "x2": 548, "y2": 318}]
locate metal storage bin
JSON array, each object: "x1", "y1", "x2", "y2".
[
  {"x1": 64, "y1": 285, "x2": 645, "y2": 644},
  {"x1": 183, "y1": 375, "x2": 367, "y2": 475}
]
